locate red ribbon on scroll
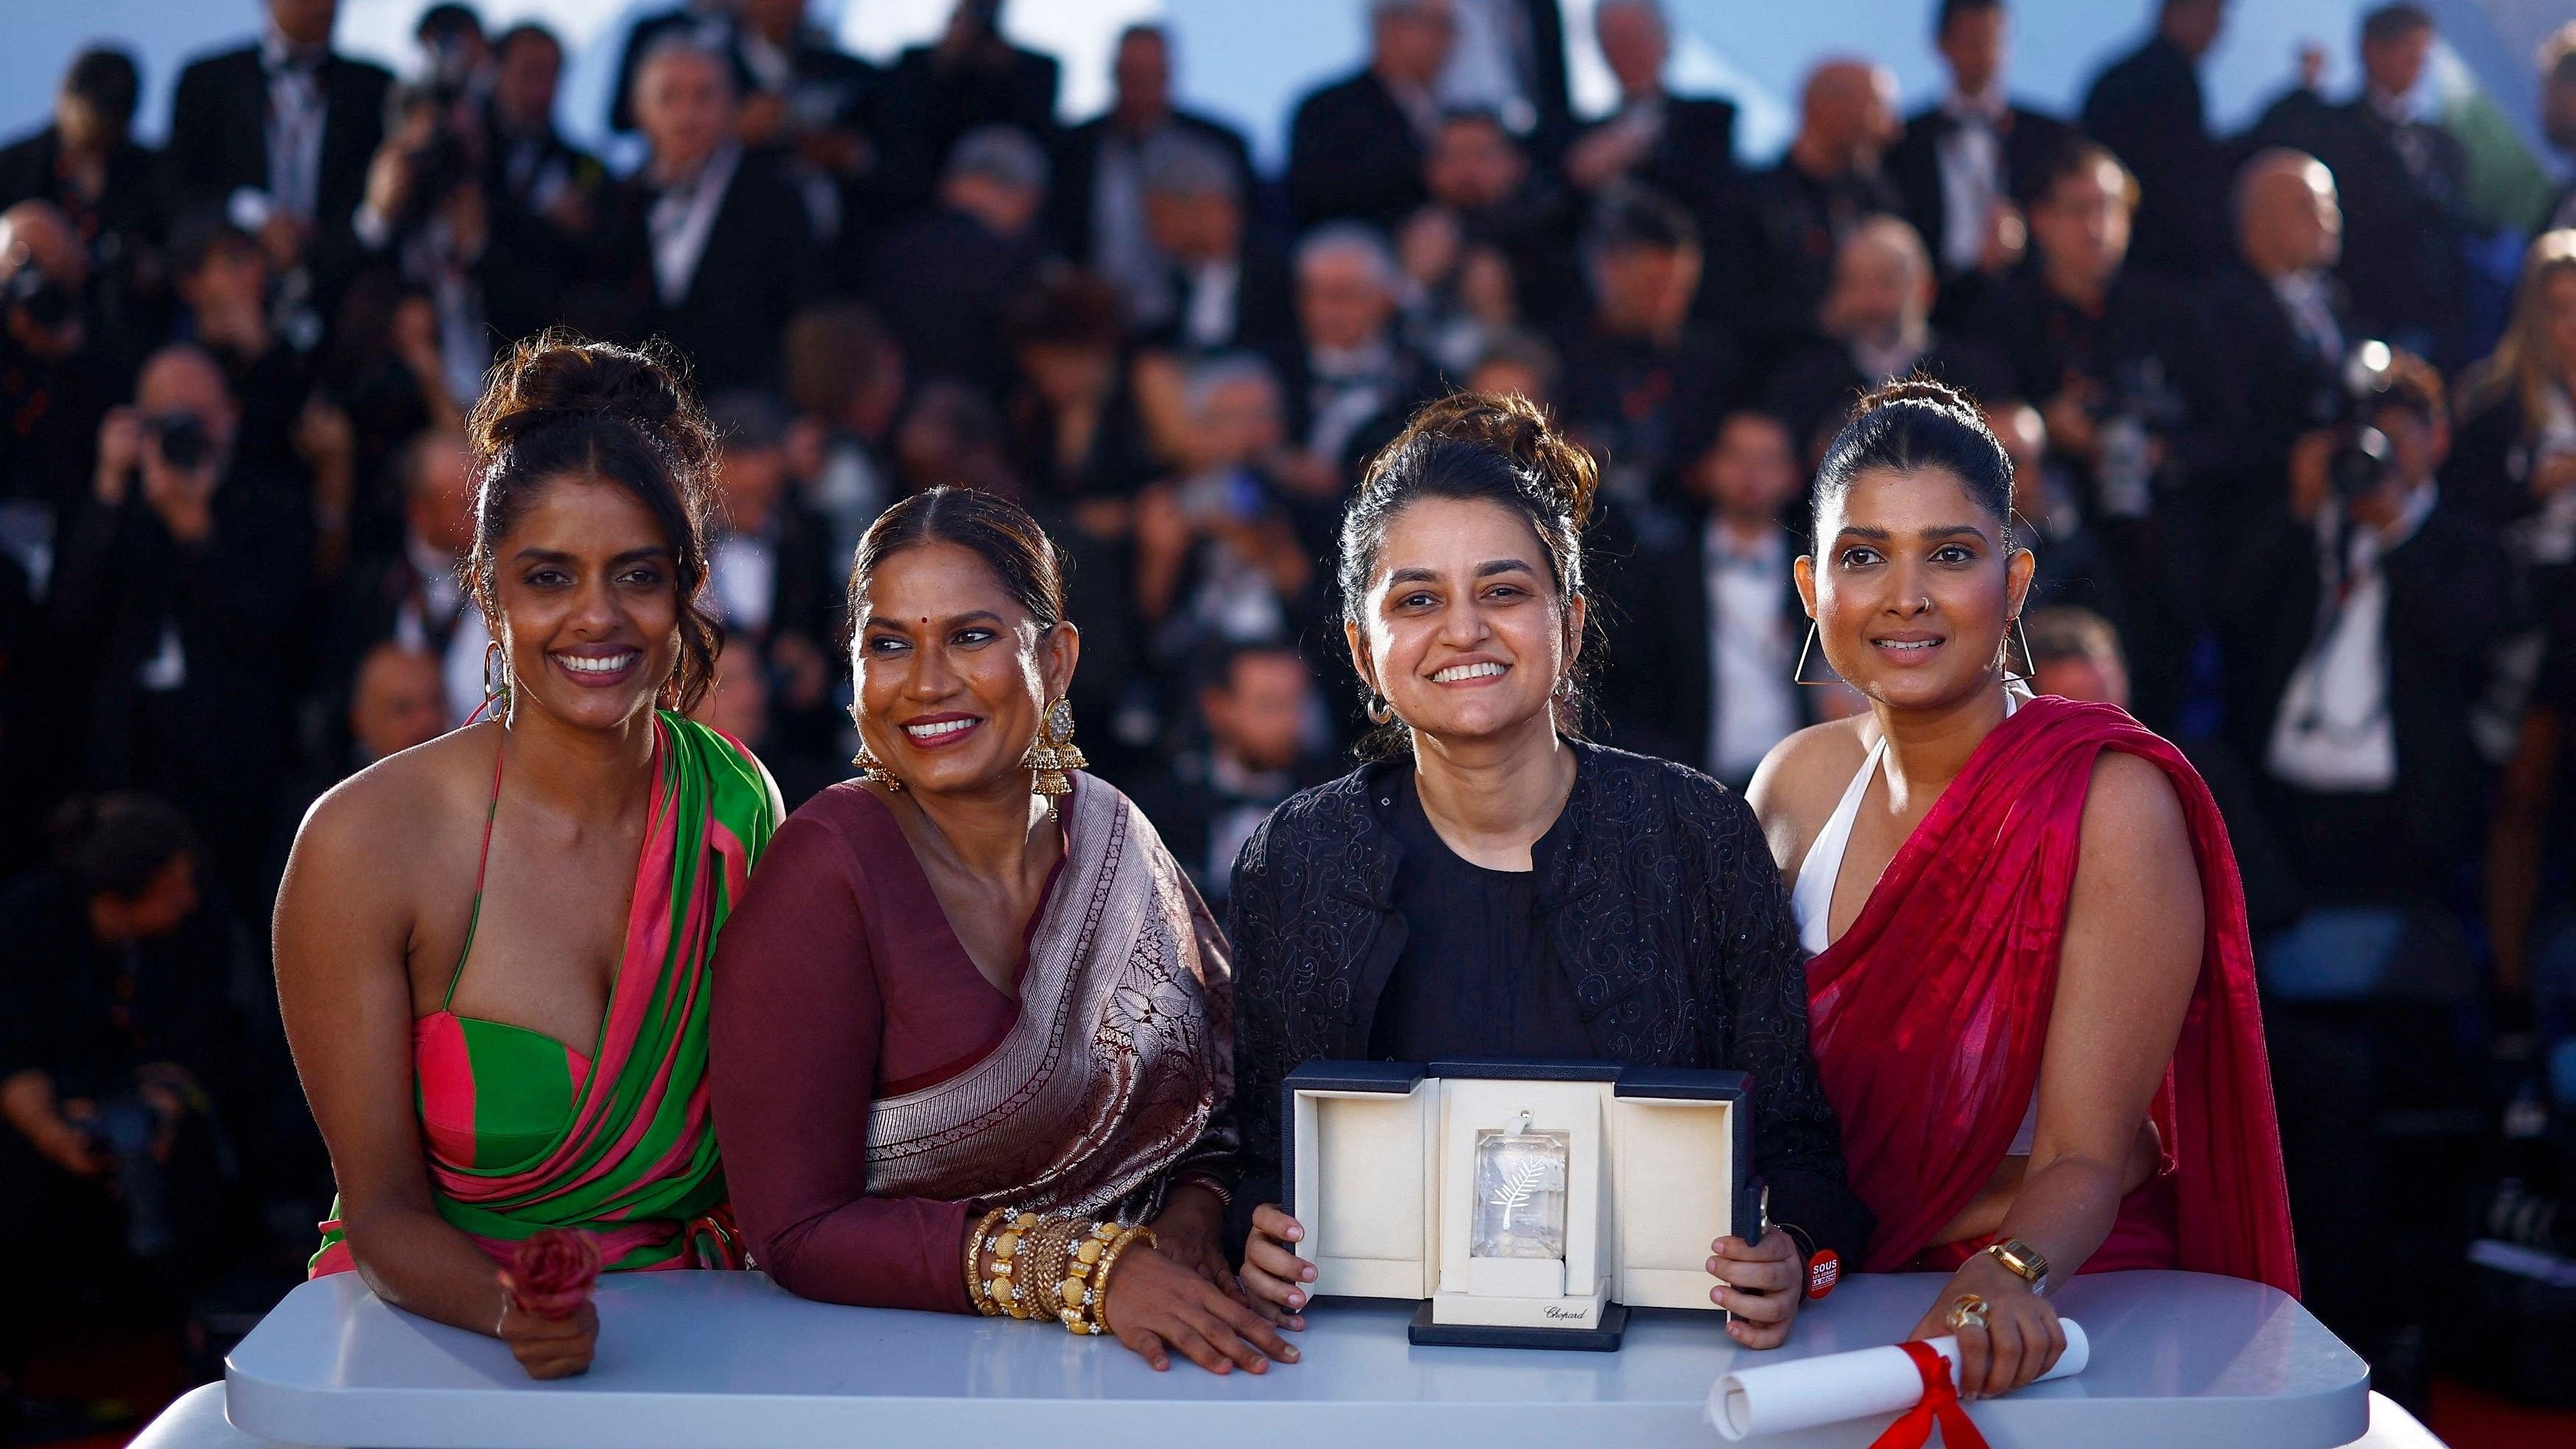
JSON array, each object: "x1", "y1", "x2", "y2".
[
  {"x1": 501, "y1": 1228, "x2": 603, "y2": 1320},
  {"x1": 1865, "y1": 1342, "x2": 1992, "y2": 1449}
]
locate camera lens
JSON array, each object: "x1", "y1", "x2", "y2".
[
  {"x1": 2327, "y1": 427, "x2": 2391, "y2": 500},
  {"x1": 146, "y1": 411, "x2": 212, "y2": 472}
]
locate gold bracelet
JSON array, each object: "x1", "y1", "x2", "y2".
[
  {"x1": 989, "y1": 1210, "x2": 1041, "y2": 1319},
  {"x1": 1089, "y1": 1225, "x2": 1157, "y2": 1338},
  {"x1": 1022, "y1": 1216, "x2": 1079, "y2": 1324},
  {"x1": 1058, "y1": 1219, "x2": 1122, "y2": 1333},
  {"x1": 964, "y1": 1205, "x2": 1010, "y2": 1317}
]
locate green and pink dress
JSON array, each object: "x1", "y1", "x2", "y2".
[{"x1": 312, "y1": 712, "x2": 779, "y2": 1276}]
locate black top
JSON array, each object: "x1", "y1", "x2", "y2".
[
  {"x1": 1367, "y1": 775, "x2": 1590, "y2": 1060},
  {"x1": 1226, "y1": 740, "x2": 1873, "y2": 1264}
]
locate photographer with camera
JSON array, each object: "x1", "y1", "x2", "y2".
[
  {"x1": 2221, "y1": 348, "x2": 2506, "y2": 904},
  {"x1": 52, "y1": 344, "x2": 311, "y2": 923},
  {"x1": 351, "y1": 80, "x2": 493, "y2": 407},
  {"x1": 0, "y1": 202, "x2": 129, "y2": 525}
]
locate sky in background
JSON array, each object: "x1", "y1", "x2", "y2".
[{"x1": 0, "y1": 0, "x2": 2562, "y2": 177}]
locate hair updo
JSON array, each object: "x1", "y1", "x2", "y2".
[
  {"x1": 1339, "y1": 390, "x2": 1599, "y2": 752},
  {"x1": 464, "y1": 333, "x2": 723, "y2": 714},
  {"x1": 1811, "y1": 375, "x2": 2015, "y2": 550},
  {"x1": 846, "y1": 486, "x2": 1068, "y2": 638}
]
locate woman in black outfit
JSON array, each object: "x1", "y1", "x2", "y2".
[{"x1": 1227, "y1": 392, "x2": 1869, "y2": 1350}]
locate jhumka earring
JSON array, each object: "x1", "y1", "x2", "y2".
[
  {"x1": 849, "y1": 707, "x2": 903, "y2": 790},
  {"x1": 1022, "y1": 697, "x2": 1086, "y2": 819}
]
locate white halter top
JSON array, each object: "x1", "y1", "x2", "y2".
[{"x1": 1792, "y1": 691, "x2": 2036, "y2": 1154}]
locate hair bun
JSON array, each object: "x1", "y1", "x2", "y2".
[
  {"x1": 467, "y1": 331, "x2": 716, "y2": 481},
  {"x1": 1395, "y1": 389, "x2": 1599, "y2": 529},
  {"x1": 1850, "y1": 374, "x2": 1982, "y2": 424}
]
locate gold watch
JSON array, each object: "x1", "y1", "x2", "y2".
[{"x1": 1985, "y1": 1237, "x2": 2050, "y2": 1293}]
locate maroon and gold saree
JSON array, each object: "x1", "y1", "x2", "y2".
[{"x1": 1803, "y1": 695, "x2": 2299, "y2": 1293}]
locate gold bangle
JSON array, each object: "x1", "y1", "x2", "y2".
[
  {"x1": 1022, "y1": 1216, "x2": 1078, "y2": 1324},
  {"x1": 993, "y1": 1210, "x2": 1041, "y2": 1319},
  {"x1": 964, "y1": 1205, "x2": 1010, "y2": 1317},
  {"x1": 1089, "y1": 1225, "x2": 1158, "y2": 1338},
  {"x1": 1058, "y1": 1219, "x2": 1121, "y2": 1333}
]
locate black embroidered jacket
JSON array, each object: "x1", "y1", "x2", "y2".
[{"x1": 1224, "y1": 740, "x2": 1874, "y2": 1262}]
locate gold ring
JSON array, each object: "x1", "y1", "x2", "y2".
[{"x1": 1945, "y1": 1292, "x2": 1990, "y2": 1331}]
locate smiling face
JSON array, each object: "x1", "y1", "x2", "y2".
[
  {"x1": 852, "y1": 541, "x2": 1076, "y2": 799},
  {"x1": 1797, "y1": 467, "x2": 2031, "y2": 712},
  {"x1": 489, "y1": 476, "x2": 684, "y2": 732},
  {"x1": 1346, "y1": 496, "x2": 1580, "y2": 749}
]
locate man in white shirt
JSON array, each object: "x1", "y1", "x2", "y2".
[
  {"x1": 1887, "y1": 0, "x2": 2072, "y2": 326},
  {"x1": 2232, "y1": 354, "x2": 2505, "y2": 899},
  {"x1": 1693, "y1": 411, "x2": 1809, "y2": 787}
]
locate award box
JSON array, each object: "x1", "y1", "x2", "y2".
[{"x1": 1282, "y1": 1057, "x2": 1758, "y2": 1351}]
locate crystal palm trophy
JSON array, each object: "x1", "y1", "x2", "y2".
[{"x1": 1472, "y1": 1112, "x2": 1568, "y2": 1262}]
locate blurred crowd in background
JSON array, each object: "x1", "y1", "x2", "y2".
[{"x1": 5, "y1": 0, "x2": 2576, "y2": 1435}]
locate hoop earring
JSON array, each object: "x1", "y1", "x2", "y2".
[
  {"x1": 1021, "y1": 696, "x2": 1084, "y2": 820},
  {"x1": 849, "y1": 706, "x2": 903, "y2": 791},
  {"x1": 1365, "y1": 692, "x2": 1395, "y2": 726},
  {"x1": 1790, "y1": 623, "x2": 1840, "y2": 686},
  {"x1": 473, "y1": 640, "x2": 512, "y2": 723}
]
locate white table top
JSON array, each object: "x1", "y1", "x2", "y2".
[{"x1": 219, "y1": 1269, "x2": 2372, "y2": 1449}]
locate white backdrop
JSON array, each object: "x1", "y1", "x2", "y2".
[{"x1": 0, "y1": 0, "x2": 2559, "y2": 177}]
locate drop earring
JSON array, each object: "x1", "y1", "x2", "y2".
[
  {"x1": 849, "y1": 706, "x2": 902, "y2": 790},
  {"x1": 1790, "y1": 623, "x2": 1840, "y2": 686},
  {"x1": 1022, "y1": 697, "x2": 1084, "y2": 819}
]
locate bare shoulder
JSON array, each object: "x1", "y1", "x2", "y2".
[
  {"x1": 2069, "y1": 748, "x2": 2201, "y2": 938},
  {"x1": 1745, "y1": 716, "x2": 1875, "y2": 871},
  {"x1": 2076, "y1": 750, "x2": 2192, "y2": 862},
  {"x1": 285, "y1": 727, "x2": 495, "y2": 901}
]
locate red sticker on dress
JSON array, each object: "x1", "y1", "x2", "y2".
[{"x1": 1805, "y1": 1248, "x2": 1841, "y2": 1300}]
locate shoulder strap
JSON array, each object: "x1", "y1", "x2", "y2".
[{"x1": 443, "y1": 734, "x2": 507, "y2": 1011}]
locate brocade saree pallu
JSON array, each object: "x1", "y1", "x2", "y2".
[
  {"x1": 314, "y1": 713, "x2": 779, "y2": 1276},
  {"x1": 1803, "y1": 695, "x2": 2301, "y2": 1294},
  {"x1": 863, "y1": 773, "x2": 1237, "y2": 1220}
]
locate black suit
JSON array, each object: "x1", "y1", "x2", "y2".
[
  {"x1": 0, "y1": 127, "x2": 166, "y2": 302},
  {"x1": 165, "y1": 45, "x2": 390, "y2": 235},
  {"x1": 1762, "y1": 332, "x2": 2014, "y2": 462},
  {"x1": 1287, "y1": 71, "x2": 1429, "y2": 230},
  {"x1": 1579, "y1": 95, "x2": 1738, "y2": 229},
  {"x1": 1707, "y1": 160, "x2": 1903, "y2": 371},
  {"x1": 2265, "y1": 98, "x2": 2471, "y2": 361},
  {"x1": 2206, "y1": 263, "x2": 2349, "y2": 515},
  {"x1": 2080, "y1": 35, "x2": 2228, "y2": 280},
  {"x1": 587, "y1": 153, "x2": 813, "y2": 394},
  {"x1": 1137, "y1": 238, "x2": 1298, "y2": 360},
  {"x1": 1887, "y1": 100, "x2": 2074, "y2": 325},
  {"x1": 1048, "y1": 110, "x2": 1253, "y2": 266},
  {"x1": 875, "y1": 39, "x2": 1059, "y2": 210},
  {"x1": 867, "y1": 205, "x2": 1050, "y2": 400},
  {"x1": 2221, "y1": 497, "x2": 2506, "y2": 894},
  {"x1": 1593, "y1": 503, "x2": 1815, "y2": 782}
]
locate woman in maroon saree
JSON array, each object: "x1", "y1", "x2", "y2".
[{"x1": 1749, "y1": 380, "x2": 2298, "y2": 1400}]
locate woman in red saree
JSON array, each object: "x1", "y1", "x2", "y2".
[
  {"x1": 1748, "y1": 379, "x2": 2298, "y2": 1401},
  {"x1": 275, "y1": 339, "x2": 777, "y2": 1379}
]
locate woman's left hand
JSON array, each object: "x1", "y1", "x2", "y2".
[
  {"x1": 1708, "y1": 1228, "x2": 1805, "y2": 1348},
  {"x1": 1906, "y1": 1253, "x2": 2067, "y2": 1401},
  {"x1": 1150, "y1": 1183, "x2": 1242, "y2": 1300}
]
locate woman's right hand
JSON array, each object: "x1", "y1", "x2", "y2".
[
  {"x1": 1098, "y1": 1236, "x2": 1298, "y2": 1375},
  {"x1": 1239, "y1": 1202, "x2": 1315, "y2": 1330},
  {"x1": 496, "y1": 1298, "x2": 598, "y2": 1380}
]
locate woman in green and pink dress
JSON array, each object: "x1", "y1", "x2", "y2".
[{"x1": 274, "y1": 336, "x2": 778, "y2": 1379}]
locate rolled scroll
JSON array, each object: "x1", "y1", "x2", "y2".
[{"x1": 1705, "y1": 1319, "x2": 2090, "y2": 1442}]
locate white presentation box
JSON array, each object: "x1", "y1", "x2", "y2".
[{"x1": 1283, "y1": 1057, "x2": 1759, "y2": 1350}]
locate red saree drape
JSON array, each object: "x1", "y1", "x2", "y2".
[{"x1": 1803, "y1": 695, "x2": 2299, "y2": 1295}]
